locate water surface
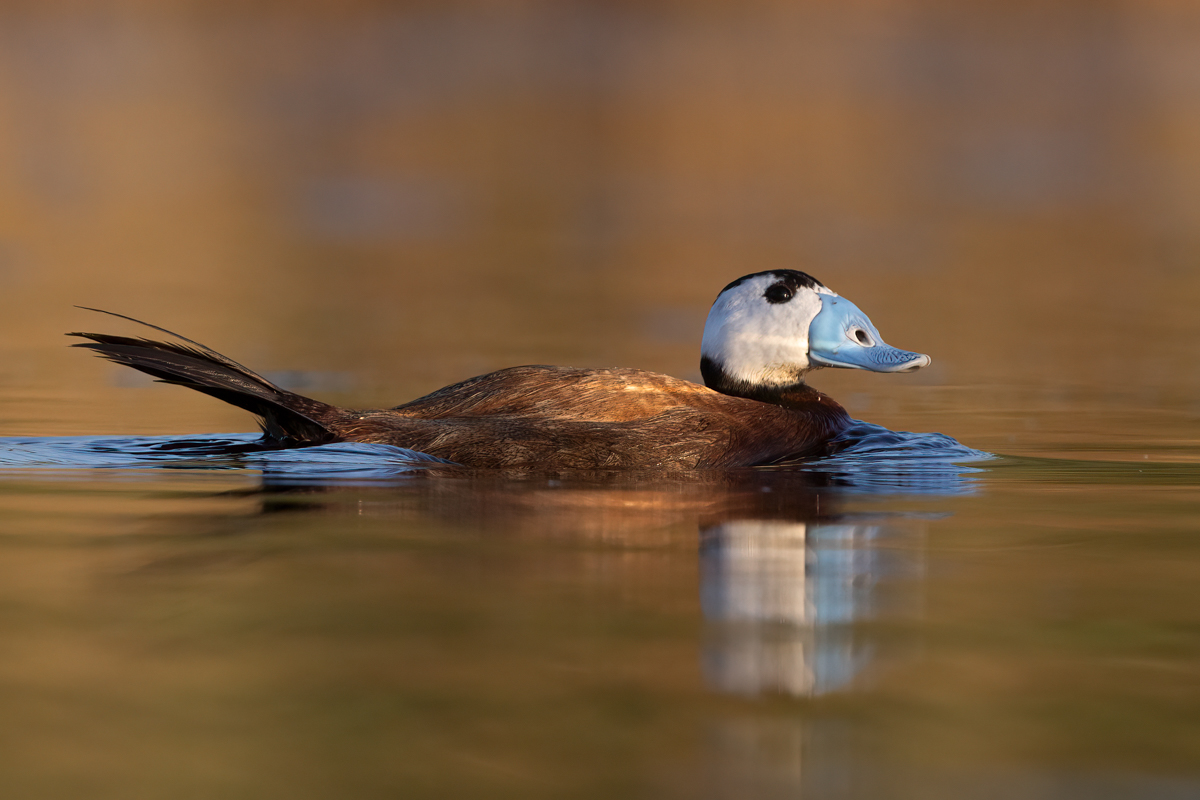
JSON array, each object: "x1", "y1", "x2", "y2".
[
  {"x1": 0, "y1": 423, "x2": 1196, "y2": 799},
  {"x1": 2, "y1": 2, "x2": 1200, "y2": 797}
]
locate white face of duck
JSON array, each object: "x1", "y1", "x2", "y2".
[{"x1": 700, "y1": 270, "x2": 931, "y2": 387}]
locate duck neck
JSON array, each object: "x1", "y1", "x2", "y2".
[{"x1": 700, "y1": 356, "x2": 825, "y2": 408}]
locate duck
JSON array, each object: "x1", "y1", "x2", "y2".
[{"x1": 69, "y1": 270, "x2": 929, "y2": 470}]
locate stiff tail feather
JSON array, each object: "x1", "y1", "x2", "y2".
[{"x1": 68, "y1": 308, "x2": 337, "y2": 444}]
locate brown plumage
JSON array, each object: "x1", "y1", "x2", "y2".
[
  {"x1": 341, "y1": 366, "x2": 850, "y2": 468},
  {"x1": 67, "y1": 312, "x2": 851, "y2": 470}
]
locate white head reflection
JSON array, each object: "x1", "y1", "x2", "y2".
[{"x1": 699, "y1": 518, "x2": 922, "y2": 697}]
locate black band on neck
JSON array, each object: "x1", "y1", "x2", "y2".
[{"x1": 700, "y1": 356, "x2": 819, "y2": 407}]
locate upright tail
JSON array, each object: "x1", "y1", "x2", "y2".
[{"x1": 68, "y1": 308, "x2": 338, "y2": 444}]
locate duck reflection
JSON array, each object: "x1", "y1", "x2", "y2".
[
  {"x1": 700, "y1": 517, "x2": 923, "y2": 697},
  {"x1": 249, "y1": 466, "x2": 929, "y2": 701},
  {"x1": 118, "y1": 441, "x2": 938, "y2": 701}
]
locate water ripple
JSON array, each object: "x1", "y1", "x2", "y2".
[
  {"x1": 0, "y1": 423, "x2": 991, "y2": 495},
  {"x1": 796, "y1": 420, "x2": 994, "y2": 495}
]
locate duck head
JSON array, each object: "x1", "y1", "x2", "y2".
[{"x1": 700, "y1": 270, "x2": 929, "y2": 399}]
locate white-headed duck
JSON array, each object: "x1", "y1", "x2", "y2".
[{"x1": 70, "y1": 270, "x2": 929, "y2": 469}]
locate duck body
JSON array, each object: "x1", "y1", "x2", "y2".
[
  {"x1": 69, "y1": 270, "x2": 929, "y2": 470},
  {"x1": 344, "y1": 366, "x2": 851, "y2": 469}
]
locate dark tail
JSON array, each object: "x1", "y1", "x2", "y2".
[{"x1": 68, "y1": 308, "x2": 338, "y2": 444}]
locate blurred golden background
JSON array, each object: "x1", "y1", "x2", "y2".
[
  {"x1": 2, "y1": 6, "x2": 1200, "y2": 798},
  {"x1": 1, "y1": 0, "x2": 1198, "y2": 455}
]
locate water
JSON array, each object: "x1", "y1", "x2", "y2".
[
  {"x1": 4, "y1": 2, "x2": 1200, "y2": 797},
  {"x1": 0, "y1": 425, "x2": 1197, "y2": 798}
]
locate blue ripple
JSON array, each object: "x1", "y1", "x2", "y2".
[
  {"x1": 0, "y1": 422, "x2": 991, "y2": 495},
  {"x1": 796, "y1": 420, "x2": 993, "y2": 495}
]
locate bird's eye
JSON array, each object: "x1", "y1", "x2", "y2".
[
  {"x1": 764, "y1": 283, "x2": 794, "y2": 304},
  {"x1": 850, "y1": 327, "x2": 874, "y2": 346}
]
